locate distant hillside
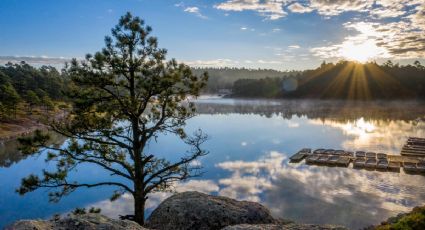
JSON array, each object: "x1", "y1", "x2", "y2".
[
  {"x1": 232, "y1": 61, "x2": 425, "y2": 100},
  {"x1": 191, "y1": 67, "x2": 300, "y2": 93}
]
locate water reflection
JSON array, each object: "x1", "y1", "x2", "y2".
[
  {"x1": 0, "y1": 132, "x2": 65, "y2": 168},
  {"x1": 90, "y1": 151, "x2": 425, "y2": 229},
  {"x1": 87, "y1": 180, "x2": 220, "y2": 218},
  {"x1": 309, "y1": 118, "x2": 425, "y2": 153},
  {"x1": 195, "y1": 98, "x2": 425, "y2": 122},
  {"x1": 217, "y1": 152, "x2": 425, "y2": 228},
  {"x1": 1, "y1": 99, "x2": 425, "y2": 229}
]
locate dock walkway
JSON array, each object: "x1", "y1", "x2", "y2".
[{"x1": 289, "y1": 137, "x2": 425, "y2": 174}]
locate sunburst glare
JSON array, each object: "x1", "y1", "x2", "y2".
[{"x1": 339, "y1": 40, "x2": 388, "y2": 63}]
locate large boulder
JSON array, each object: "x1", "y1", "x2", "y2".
[
  {"x1": 146, "y1": 191, "x2": 276, "y2": 230},
  {"x1": 222, "y1": 224, "x2": 348, "y2": 230},
  {"x1": 6, "y1": 213, "x2": 147, "y2": 230}
]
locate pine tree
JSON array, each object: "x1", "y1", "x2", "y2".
[
  {"x1": 24, "y1": 90, "x2": 41, "y2": 113},
  {"x1": 0, "y1": 82, "x2": 21, "y2": 118},
  {"x1": 17, "y1": 12, "x2": 208, "y2": 225}
]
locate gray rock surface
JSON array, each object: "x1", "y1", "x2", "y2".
[
  {"x1": 222, "y1": 223, "x2": 348, "y2": 230},
  {"x1": 6, "y1": 213, "x2": 147, "y2": 230},
  {"x1": 147, "y1": 191, "x2": 276, "y2": 230}
]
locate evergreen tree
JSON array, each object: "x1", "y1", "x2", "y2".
[
  {"x1": 41, "y1": 95, "x2": 54, "y2": 112},
  {"x1": 17, "y1": 12, "x2": 208, "y2": 226},
  {"x1": 0, "y1": 82, "x2": 21, "y2": 118},
  {"x1": 25, "y1": 90, "x2": 41, "y2": 113}
]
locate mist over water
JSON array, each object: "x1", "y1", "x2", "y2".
[{"x1": 1, "y1": 98, "x2": 425, "y2": 229}]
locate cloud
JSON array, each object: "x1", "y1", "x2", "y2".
[
  {"x1": 183, "y1": 59, "x2": 240, "y2": 67},
  {"x1": 184, "y1": 6, "x2": 208, "y2": 19},
  {"x1": 240, "y1": 26, "x2": 256, "y2": 31},
  {"x1": 257, "y1": 59, "x2": 282, "y2": 64},
  {"x1": 288, "y1": 45, "x2": 300, "y2": 49},
  {"x1": 214, "y1": 0, "x2": 288, "y2": 20},
  {"x1": 311, "y1": 15, "x2": 425, "y2": 60},
  {"x1": 287, "y1": 2, "x2": 313, "y2": 13},
  {"x1": 372, "y1": 0, "x2": 422, "y2": 18},
  {"x1": 307, "y1": 0, "x2": 373, "y2": 16},
  {"x1": 0, "y1": 56, "x2": 70, "y2": 66},
  {"x1": 214, "y1": 0, "x2": 373, "y2": 19},
  {"x1": 215, "y1": 0, "x2": 422, "y2": 21}
]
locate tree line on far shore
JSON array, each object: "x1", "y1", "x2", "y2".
[
  {"x1": 0, "y1": 62, "x2": 67, "y2": 119},
  {"x1": 191, "y1": 67, "x2": 299, "y2": 93},
  {"x1": 232, "y1": 60, "x2": 425, "y2": 100},
  {"x1": 1, "y1": 59, "x2": 424, "y2": 118}
]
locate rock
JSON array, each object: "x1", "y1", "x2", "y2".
[
  {"x1": 222, "y1": 223, "x2": 348, "y2": 230},
  {"x1": 6, "y1": 213, "x2": 147, "y2": 230},
  {"x1": 146, "y1": 191, "x2": 276, "y2": 230}
]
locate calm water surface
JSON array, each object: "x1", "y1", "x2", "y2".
[{"x1": 1, "y1": 98, "x2": 425, "y2": 229}]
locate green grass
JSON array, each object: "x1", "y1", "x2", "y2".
[{"x1": 375, "y1": 206, "x2": 425, "y2": 230}]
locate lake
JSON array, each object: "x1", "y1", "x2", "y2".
[{"x1": 1, "y1": 98, "x2": 425, "y2": 229}]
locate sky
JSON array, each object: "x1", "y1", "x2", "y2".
[{"x1": 0, "y1": 0, "x2": 424, "y2": 70}]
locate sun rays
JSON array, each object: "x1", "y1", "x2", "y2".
[{"x1": 298, "y1": 61, "x2": 409, "y2": 100}]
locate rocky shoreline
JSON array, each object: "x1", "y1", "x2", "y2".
[{"x1": 7, "y1": 192, "x2": 348, "y2": 230}]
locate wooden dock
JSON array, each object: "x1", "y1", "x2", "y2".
[
  {"x1": 289, "y1": 137, "x2": 425, "y2": 174},
  {"x1": 401, "y1": 137, "x2": 425, "y2": 157},
  {"x1": 289, "y1": 148, "x2": 311, "y2": 162}
]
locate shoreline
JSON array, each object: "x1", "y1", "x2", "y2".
[
  {"x1": 0, "y1": 123, "x2": 47, "y2": 143},
  {"x1": 0, "y1": 107, "x2": 68, "y2": 143},
  {"x1": 0, "y1": 116, "x2": 47, "y2": 143}
]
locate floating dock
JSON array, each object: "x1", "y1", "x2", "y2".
[
  {"x1": 401, "y1": 137, "x2": 425, "y2": 157},
  {"x1": 289, "y1": 148, "x2": 311, "y2": 162},
  {"x1": 289, "y1": 137, "x2": 425, "y2": 174}
]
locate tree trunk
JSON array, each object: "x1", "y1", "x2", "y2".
[{"x1": 134, "y1": 192, "x2": 146, "y2": 225}]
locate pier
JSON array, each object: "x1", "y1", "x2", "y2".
[{"x1": 289, "y1": 137, "x2": 425, "y2": 174}]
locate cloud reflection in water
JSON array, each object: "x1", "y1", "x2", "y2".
[
  {"x1": 90, "y1": 151, "x2": 425, "y2": 229},
  {"x1": 86, "y1": 100, "x2": 425, "y2": 229}
]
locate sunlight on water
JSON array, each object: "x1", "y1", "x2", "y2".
[
  {"x1": 343, "y1": 117, "x2": 376, "y2": 136},
  {"x1": 1, "y1": 99, "x2": 424, "y2": 229}
]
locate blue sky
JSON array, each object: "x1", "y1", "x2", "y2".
[{"x1": 0, "y1": 0, "x2": 424, "y2": 70}]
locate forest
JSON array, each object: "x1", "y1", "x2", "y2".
[
  {"x1": 232, "y1": 61, "x2": 425, "y2": 100},
  {"x1": 0, "y1": 62, "x2": 67, "y2": 119},
  {"x1": 1, "y1": 60, "x2": 425, "y2": 118},
  {"x1": 191, "y1": 67, "x2": 299, "y2": 93}
]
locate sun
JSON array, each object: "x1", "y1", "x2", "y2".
[{"x1": 339, "y1": 40, "x2": 387, "y2": 63}]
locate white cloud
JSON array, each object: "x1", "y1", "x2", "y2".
[
  {"x1": 288, "y1": 45, "x2": 300, "y2": 49},
  {"x1": 174, "y1": 2, "x2": 184, "y2": 7},
  {"x1": 0, "y1": 55, "x2": 70, "y2": 67},
  {"x1": 372, "y1": 0, "x2": 422, "y2": 18},
  {"x1": 214, "y1": 0, "x2": 289, "y2": 20},
  {"x1": 287, "y1": 2, "x2": 313, "y2": 13},
  {"x1": 214, "y1": 0, "x2": 423, "y2": 22},
  {"x1": 311, "y1": 14, "x2": 425, "y2": 60},
  {"x1": 183, "y1": 59, "x2": 240, "y2": 67},
  {"x1": 257, "y1": 59, "x2": 282, "y2": 64},
  {"x1": 308, "y1": 0, "x2": 374, "y2": 16},
  {"x1": 184, "y1": 6, "x2": 208, "y2": 19}
]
